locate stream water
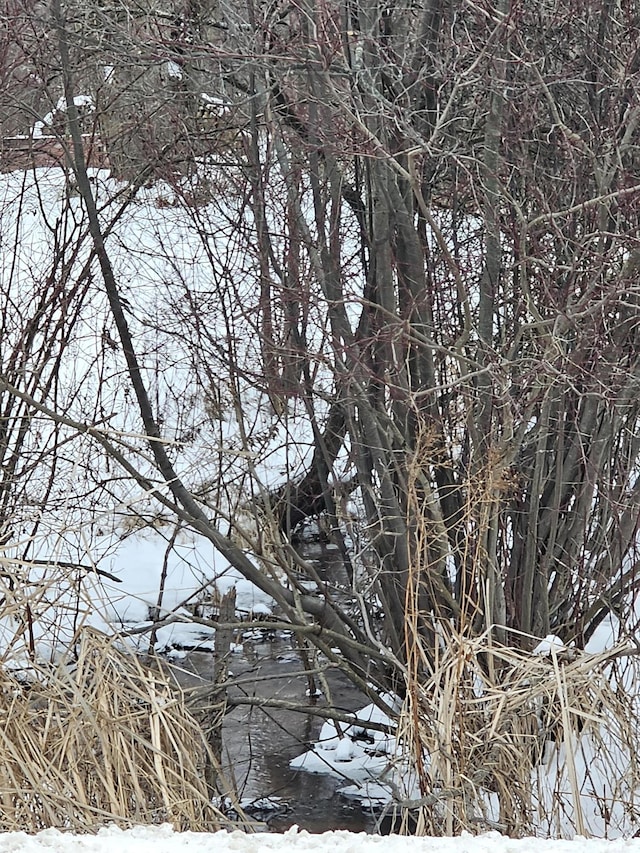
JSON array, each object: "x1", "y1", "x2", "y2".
[
  {"x1": 180, "y1": 637, "x2": 378, "y2": 833},
  {"x1": 177, "y1": 540, "x2": 384, "y2": 833}
]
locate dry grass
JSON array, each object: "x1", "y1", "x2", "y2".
[
  {"x1": 396, "y1": 630, "x2": 640, "y2": 837},
  {"x1": 0, "y1": 628, "x2": 231, "y2": 833},
  {"x1": 392, "y1": 422, "x2": 640, "y2": 837}
]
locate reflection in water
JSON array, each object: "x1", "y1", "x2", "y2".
[
  {"x1": 178, "y1": 540, "x2": 386, "y2": 833},
  {"x1": 186, "y1": 637, "x2": 380, "y2": 834}
]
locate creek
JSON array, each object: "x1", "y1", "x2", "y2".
[
  {"x1": 180, "y1": 636, "x2": 379, "y2": 833},
  {"x1": 178, "y1": 539, "x2": 385, "y2": 833}
]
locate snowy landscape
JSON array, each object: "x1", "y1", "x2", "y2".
[
  {"x1": 2, "y1": 1, "x2": 640, "y2": 845},
  {"x1": 1, "y1": 155, "x2": 639, "y2": 837}
]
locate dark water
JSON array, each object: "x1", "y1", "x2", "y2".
[
  {"x1": 170, "y1": 539, "x2": 385, "y2": 833},
  {"x1": 185, "y1": 637, "x2": 378, "y2": 833}
]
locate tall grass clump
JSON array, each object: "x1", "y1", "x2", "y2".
[
  {"x1": 0, "y1": 628, "x2": 230, "y2": 833},
  {"x1": 396, "y1": 627, "x2": 640, "y2": 838},
  {"x1": 380, "y1": 424, "x2": 640, "y2": 838}
]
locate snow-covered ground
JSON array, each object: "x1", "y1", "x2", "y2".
[
  {"x1": 3, "y1": 825, "x2": 640, "y2": 853},
  {"x1": 0, "y1": 163, "x2": 297, "y2": 662},
  {"x1": 2, "y1": 164, "x2": 640, "y2": 843}
]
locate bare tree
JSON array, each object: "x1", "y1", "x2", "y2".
[
  {"x1": 220, "y1": 0, "x2": 640, "y2": 653},
  {"x1": 2, "y1": 0, "x2": 640, "y2": 836}
]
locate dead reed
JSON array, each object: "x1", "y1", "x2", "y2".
[
  {"x1": 0, "y1": 628, "x2": 229, "y2": 833},
  {"x1": 395, "y1": 630, "x2": 640, "y2": 837}
]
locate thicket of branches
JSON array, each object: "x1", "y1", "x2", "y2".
[{"x1": 1, "y1": 0, "x2": 640, "y2": 836}]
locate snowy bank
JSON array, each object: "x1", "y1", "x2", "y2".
[{"x1": 2, "y1": 825, "x2": 639, "y2": 853}]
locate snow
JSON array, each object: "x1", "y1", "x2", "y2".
[
  {"x1": 33, "y1": 94, "x2": 95, "y2": 137},
  {"x1": 165, "y1": 60, "x2": 183, "y2": 78},
  {"x1": 200, "y1": 93, "x2": 230, "y2": 115},
  {"x1": 291, "y1": 700, "x2": 400, "y2": 785},
  {"x1": 0, "y1": 824, "x2": 638, "y2": 853},
  {"x1": 0, "y1": 163, "x2": 300, "y2": 662},
  {"x1": 1, "y1": 163, "x2": 639, "y2": 843},
  {"x1": 532, "y1": 635, "x2": 569, "y2": 656}
]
